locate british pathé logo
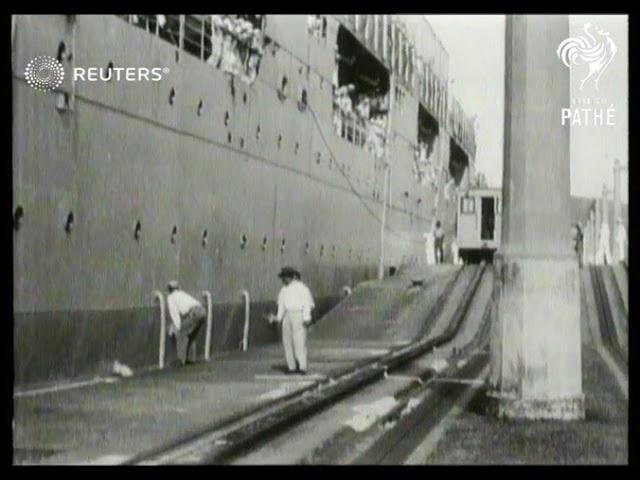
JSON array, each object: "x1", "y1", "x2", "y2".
[
  {"x1": 24, "y1": 56, "x2": 65, "y2": 92},
  {"x1": 556, "y1": 23, "x2": 617, "y2": 91}
]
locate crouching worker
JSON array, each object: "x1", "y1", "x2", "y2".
[
  {"x1": 166, "y1": 280, "x2": 206, "y2": 365},
  {"x1": 267, "y1": 267, "x2": 315, "y2": 374}
]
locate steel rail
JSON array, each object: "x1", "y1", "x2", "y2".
[
  {"x1": 589, "y1": 266, "x2": 627, "y2": 368},
  {"x1": 126, "y1": 264, "x2": 485, "y2": 465}
]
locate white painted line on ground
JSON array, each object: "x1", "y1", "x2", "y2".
[
  {"x1": 403, "y1": 365, "x2": 490, "y2": 465},
  {"x1": 254, "y1": 374, "x2": 326, "y2": 381},
  {"x1": 431, "y1": 377, "x2": 485, "y2": 385},
  {"x1": 597, "y1": 347, "x2": 628, "y2": 400},
  {"x1": 384, "y1": 374, "x2": 424, "y2": 385},
  {"x1": 14, "y1": 377, "x2": 120, "y2": 398},
  {"x1": 77, "y1": 454, "x2": 129, "y2": 465}
]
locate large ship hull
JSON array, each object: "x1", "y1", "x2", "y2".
[{"x1": 12, "y1": 15, "x2": 471, "y2": 385}]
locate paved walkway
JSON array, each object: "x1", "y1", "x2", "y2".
[{"x1": 14, "y1": 266, "x2": 459, "y2": 465}]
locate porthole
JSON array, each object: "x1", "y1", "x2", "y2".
[
  {"x1": 106, "y1": 61, "x2": 114, "y2": 81},
  {"x1": 65, "y1": 211, "x2": 75, "y2": 234},
  {"x1": 57, "y1": 41, "x2": 67, "y2": 62},
  {"x1": 13, "y1": 206, "x2": 24, "y2": 231}
]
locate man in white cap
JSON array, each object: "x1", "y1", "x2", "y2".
[
  {"x1": 166, "y1": 281, "x2": 206, "y2": 365},
  {"x1": 268, "y1": 267, "x2": 315, "y2": 374}
]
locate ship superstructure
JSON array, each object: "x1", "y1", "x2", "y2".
[{"x1": 12, "y1": 14, "x2": 476, "y2": 384}]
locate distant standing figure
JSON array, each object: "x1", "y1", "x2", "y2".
[
  {"x1": 615, "y1": 217, "x2": 627, "y2": 263},
  {"x1": 434, "y1": 221, "x2": 445, "y2": 264},
  {"x1": 451, "y1": 239, "x2": 460, "y2": 265},
  {"x1": 166, "y1": 281, "x2": 206, "y2": 365},
  {"x1": 269, "y1": 267, "x2": 315, "y2": 374},
  {"x1": 596, "y1": 221, "x2": 612, "y2": 265},
  {"x1": 571, "y1": 223, "x2": 584, "y2": 267},
  {"x1": 424, "y1": 231, "x2": 435, "y2": 265}
]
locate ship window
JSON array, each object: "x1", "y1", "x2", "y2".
[
  {"x1": 197, "y1": 99, "x2": 203, "y2": 116},
  {"x1": 461, "y1": 197, "x2": 475, "y2": 214},
  {"x1": 169, "y1": 88, "x2": 176, "y2": 106},
  {"x1": 414, "y1": 103, "x2": 440, "y2": 186},
  {"x1": 13, "y1": 206, "x2": 24, "y2": 231},
  {"x1": 307, "y1": 15, "x2": 327, "y2": 39},
  {"x1": 449, "y1": 138, "x2": 469, "y2": 186},
  {"x1": 134, "y1": 220, "x2": 142, "y2": 240},
  {"x1": 334, "y1": 25, "x2": 390, "y2": 156}
]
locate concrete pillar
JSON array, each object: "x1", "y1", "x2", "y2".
[
  {"x1": 489, "y1": 15, "x2": 584, "y2": 420},
  {"x1": 613, "y1": 160, "x2": 621, "y2": 262}
]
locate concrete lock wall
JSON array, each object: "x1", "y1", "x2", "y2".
[{"x1": 12, "y1": 15, "x2": 458, "y2": 385}]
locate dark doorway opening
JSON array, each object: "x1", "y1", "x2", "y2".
[{"x1": 481, "y1": 197, "x2": 495, "y2": 241}]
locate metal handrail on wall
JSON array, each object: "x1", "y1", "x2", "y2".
[
  {"x1": 240, "y1": 290, "x2": 251, "y2": 351},
  {"x1": 153, "y1": 291, "x2": 167, "y2": 369},
  {"x1": 202, "y1": 291, "x2": 213, "y2": 361}
]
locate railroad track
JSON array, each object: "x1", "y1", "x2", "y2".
[
  {"x1": 589, "y1": 266, "x2": 627, "y2": 369},
  {"x1": 125, "y1": 263, "x2": 487, "y2": 465}
]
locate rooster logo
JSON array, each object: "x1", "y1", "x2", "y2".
[{"x1": 556, "y1": 23, "x2": 617, "y2": 91}]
